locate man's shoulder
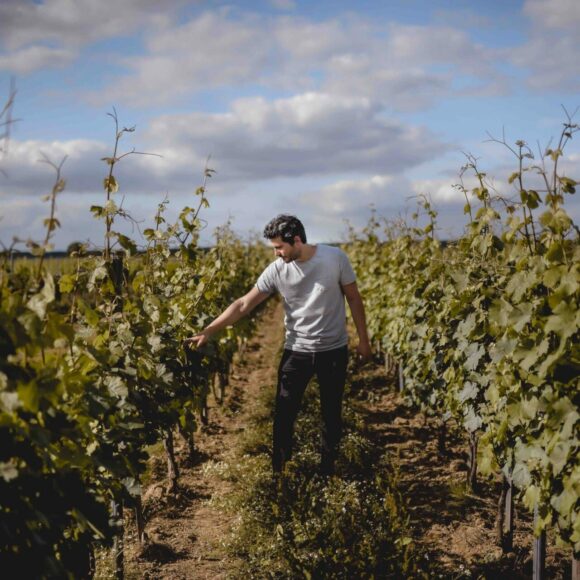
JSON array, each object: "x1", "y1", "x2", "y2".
[
  {"x1": 261, "y1": 257, "x2": 285, "y2": 276},
  {"x1": 318, "y1": 243, "x2": 340, "y2": 253},
  {"x1": 318, "y1": 244, "x2": 348, "y2": 259}
]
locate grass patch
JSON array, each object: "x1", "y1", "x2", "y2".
[{"x1": 213, "y1": 377, "x2": 425, "y2": 578}]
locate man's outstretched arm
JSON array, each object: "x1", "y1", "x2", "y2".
[
  {"x1": 185, "y1": 286, "x2": 270, "y2": 348},
  {"x1": 342, "y1": 281, "x2": 372, "y2": 362}
]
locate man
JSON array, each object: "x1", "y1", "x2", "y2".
[{"x1": 186, "y1": 215, "x2": 372, "y2": 476}]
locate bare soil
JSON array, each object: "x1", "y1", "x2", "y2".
[{"x1": 121, "y1": 302, "x2": 572, "y2": 579}]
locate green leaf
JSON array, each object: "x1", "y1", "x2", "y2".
[
  {"x1": 489, "y1": 298, "x2": 512, "y2": 327},
  {"x1": 519, "y1": 338, "x2": 549, "y2": 371},
  {"x1": 463, "y1": 407, "x2": 482, "y2": 433},
  {"x1": 550, "y1": 486, "x2": 576, "y2": 516},
  {"x1": 458, "y1": 381, "x2": 478, "y2": 403},
  {"x1": 79, "y1": 298, "x2": 100, "y2": 327},
  {"x1": 115, "y1": 233, "x2": 137, "y2": 255},
  {"x1": 43, "y1": 217, "x2": 61, "y2": 231},
  {"x1": 545, "y1": 242, "x2": 564, "y2": 263},
  {"x1": 17, "y1": 381, "x2": 41, "y2": 413},
  {"x1": 512, "y1": 462, "x2": 531, "y2": 489},
  {"x1": 104, "y1": 175, "x2": 119, "y2": 193},
  {"x1": 559, "y1": 176, "x2": 577, "y2": 194},
  {"x1": 548, "y1": 441, "x2": 570, "y2": 476},
  {"x1": 59, "y1": 274, "x2": 76, "y2": 293},
  {"x1": 122, "y1": 477, "x2": 142, "y2": 497},
  {"x1": 90, "y1": 205, "x2": 104, "y2": 218},
  {"x1": 507, "y1": 302, "x2": 533, "y2": 332},
  {"x1": 0, "y1": 461, "x2": 18, "y2": 482},
  {"x1": 491, "y1": 335, "x2": 518, "y2": 362},
  {"x1": 523, "y1": 485, "x2": 540, "y2": 511},
  {"x1": 543, "y1": 265, "x2": 566, "y2": 289},
  {"x1": 506, "y1": 270, "x2": 535, "y2": 301},
  {"x1": 106, "y1": 376, "x2": 128, "y2": 400},
  {"x1": 464, "y1": 343, "x2": 485, "y2": 371},
  {"x1": 526, "y1": 190, "x2": 540, "y2": 209},
  {"x1": 545, "y1": 301, "x2": 578, "y2": 341}
]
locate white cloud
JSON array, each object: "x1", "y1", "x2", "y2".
[
  {"x1": 0, "y1": 45, "x2": 74, "y2": 74},
  {"x1": 510, "y1": 34, "x2": 580, "y2": 92},
  {"x1": 0, "y1": 138, "x2": 108, "y2": 195},
  {"x1": 1, "y1": 89, "x2": 448, "y2": 185},
  {"x1": 145, "y1": 92, "x2": 447, "y2": 180},
  {"x1": 412, "y1": 177, "x2": 463, "y2": 204},
  {"x1": 0, "y1": 0, "x2": 180, "y2": 49},
  {"x1": 511, "y1": 0, "x2": 580, "y2": 92},
  {"x1": 84, "y1": 10, "x2": 506, "y2": 110},
  {"x1": 0, "y1": 0, "x2": 185, "y2": 73},
  {"x1": 306, "y1": 175, "x2": 398, "y2": 213},
  {"x1": 0, "y1": 92, "x2": 445, "y2": 198},
  {"x1": 97, "y1": 10, "x2": 272, "y2": 107},
  {"x1": 0, "y1": 2, "x2": 576, "y2": 105},
  {"x1": 524, "y1": 0, "x2": 580, "y2": 30}
]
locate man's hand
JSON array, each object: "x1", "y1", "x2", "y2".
[
  {"x1": 356, "y1": 341, "x2": 372, "y2": 364},
  {"x1": 183, "y1": 288, "x2": 269, "y2": 351},
  {"x1": 184, "y1": 330, "x2": 212, "y2": 349}
]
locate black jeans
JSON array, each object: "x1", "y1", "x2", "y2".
[{"x1": 272, "y1": 345, "x2": 348, "y2": 475}]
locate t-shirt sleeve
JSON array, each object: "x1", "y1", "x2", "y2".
[
  {"x1": 338, "y1": 249, "x2": 356, "y2": 286},
  {"x1": 256, "y1": 262, "x2": 278, "y2": 295}
]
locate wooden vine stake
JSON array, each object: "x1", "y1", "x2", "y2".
[
  {"x1": 134, "y1": 495, "x2": 146, "y2": 544},
  {"x1": 219, "y1": 371, "x2": 227, "y2": 402},
  {"x1": 111, "y1": 499, "x2": 124, "y2": 580},
  {"x1": 496, "y1": 474, "x2": 514, "y2": 551},
  {"x1": 467, "y1": 432, "x2": 478, "y2": 492},
  {"x1": 200, "y1": 400, "x2": 209, "y2": 426},
  {"x1": 110, "y1": 251, "x2": 126, "y2": 578},
  {"x1": 163, "y1": 429, "x2": 180, "y2": 494},
  {"x1": 178, "y1": 423, "x2": 196, "y2": 462},
  {"x1": 398, "y1": 361, "x2": 405, "y2": 392},
  {"x1": 533, "y1": 504, "x2": 546, "y2": 580},
  {"x1": 384, "y1": 352, "x2": 397, "y2": 378}
]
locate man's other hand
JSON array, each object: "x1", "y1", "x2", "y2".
[{"x1": 356, "y1": 341, "x2": 372, "y2": 364}]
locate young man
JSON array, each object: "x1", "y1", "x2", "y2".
[{"x1": 186, "y1": 215, "x2": 372, "y2": 475}]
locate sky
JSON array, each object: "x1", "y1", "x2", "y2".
[{"x1": 0, "y1": 0, "x2": 579, "y2": 251}]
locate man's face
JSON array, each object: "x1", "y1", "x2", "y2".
[{"x1": 270, "y1": 236, "x2": 300, "y2": 262}]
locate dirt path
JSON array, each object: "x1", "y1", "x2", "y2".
[{"x1": 124, "y1": 300, "x2": 284, "y2": 580}]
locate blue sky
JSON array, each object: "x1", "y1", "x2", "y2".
[{"x1": 0, "y1": 0, "x2": 578, "y2": 250}]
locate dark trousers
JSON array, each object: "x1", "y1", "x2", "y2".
[{"x1": 272, "y1": 345, "x2": 348, "y2": 475}]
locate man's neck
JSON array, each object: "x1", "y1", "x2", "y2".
[{"x1": 296, "y1": 243, "x2": 317, "y2": 262}]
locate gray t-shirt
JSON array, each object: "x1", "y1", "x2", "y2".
[{"x1": 256, "y1": 244, "x2": 356, "y2": 352}]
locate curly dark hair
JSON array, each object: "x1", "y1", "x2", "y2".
[{"x1": 263, "y1": 214, "x2": 307, "y2": 245}]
